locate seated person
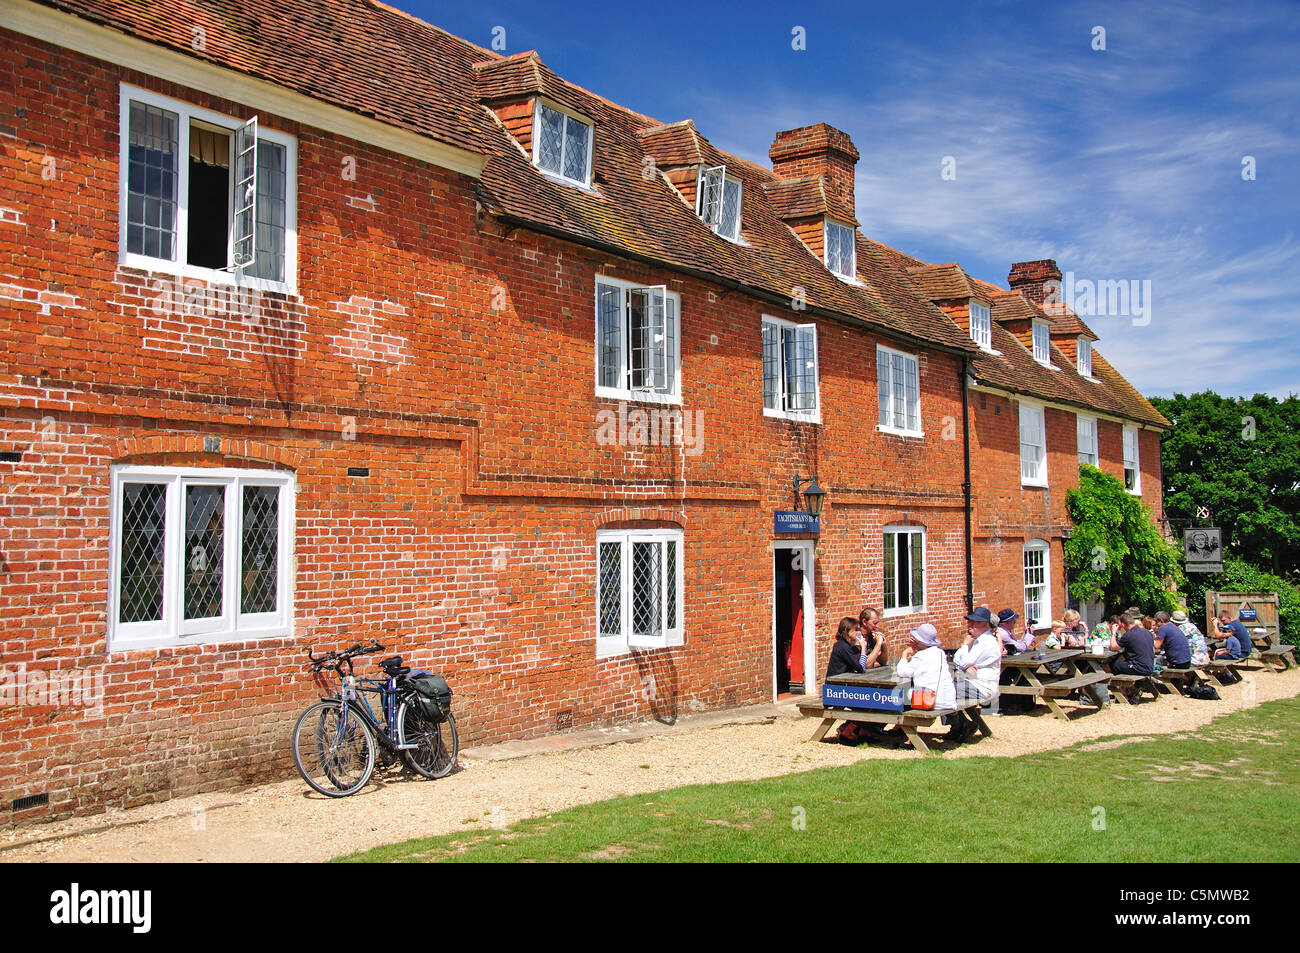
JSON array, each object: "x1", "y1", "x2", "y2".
[
  {"x1": 1172, "y1": 610, "x2": 1210, "y2": 665},
  {"x1": 826, "y1": 616, "x2": 865, "y2": 678},
  {"x1": 1153, "y1": 610, "x2": 1191, "y2": 669},
  {"x1": 857, "y1": 606, "x2": 889, "y2": 668},
  {"x1": 1061, "y1": 609, "x2": 1089, "y2": 648},
  {"x1": 895, "y1": 623, "x2": 956, "y2": 712},
  {"x1": 1213, "y1": 628, "x2": 1248, "y2": 661},
  {"x1": 1045, "y1": 620, "x2": 1067, "y2": 649},
  {"x1": 1215, "y1": 611, "x2": 1254, "y2": 659},
  {"x1": 1110, "y1": 610, "x2": 1155, "y2": 684},
  {"x1": 996, "y1": 608, "x2": 1035, "y2": 655},
  {"x1": 954, "y1": 607, "x2": 1002, "y2": 705}
]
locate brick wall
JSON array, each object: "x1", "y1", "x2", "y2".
[{"x1": 0, "y1": 29, "x2": 1163, "y2": 825}]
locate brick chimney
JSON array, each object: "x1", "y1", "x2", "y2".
[
  {"x1": 1008, "y1": 259, "x2": 1062, "y2": 307},
  {"x1": 769, "y1": 123, "x2": 859, "y2": 212}
]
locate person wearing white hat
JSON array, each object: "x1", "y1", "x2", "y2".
[{"x1": 895, "y1": 623, "x2": 956, "y2": 711}]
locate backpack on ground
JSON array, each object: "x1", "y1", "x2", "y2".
[
  {"x1": 406, "y1": 672, "x2": 453, "y2": 722},
  {"x1": 1187, "y1": 684, "x2": 1221, "y2": 701}
]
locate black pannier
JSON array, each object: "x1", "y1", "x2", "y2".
[{"x1": 407, "y1": 673, "x2": 453, "y2": 722}]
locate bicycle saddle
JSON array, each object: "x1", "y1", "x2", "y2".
[{"x1": 379, "y1": 656, "x2": 409, "y2": 675}]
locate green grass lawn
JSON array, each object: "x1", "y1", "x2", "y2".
[{"x1": 337, "y1": 697, "x2": 1300, "y2": 863}]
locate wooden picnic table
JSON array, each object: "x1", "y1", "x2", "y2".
[
  {"x1": 825, "y1": 667, "x2": 903, "y2": 688},
  {"x1": 797, "y1": 696, "x2": 992, "y2": 754},
  {"x1": 998, "y1": 648, "x2": 1111, "y2": 719}
]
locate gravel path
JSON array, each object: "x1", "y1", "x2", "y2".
[{"x1": 5, "y1": 667, "x2": 1297, "y2": 862}]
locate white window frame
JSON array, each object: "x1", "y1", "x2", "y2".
[
  {"x1": 876, "y1": 344, "x2": 923, "y2": 437},
  {"x1": 762, "y1": 316, "x2": 821, "y2": 422},
  {"x1": 532, "y1": 99, "x2": 594, "y2": 189},
  {"x1": 595, "y1": 529, "x2": 684, "y2": 657},
  {"x1": 696, "y1": 165, "x2": 743, "y2": 242},
  {"x1": 1032, "y1": 320, "x2": 1052, "y2": 366},
  {"x1": 969, "y1": 299, "x2": 992, "y2": 351},
  {"x1": 882, "y1": 525, "x2": 926, "y2": 617},
  {"x1": 1077, "y1": 413, "x2": 1098, "y2": 467},
  {"x1": 108, "y1": 465, "x2": 295, "y2": 652},
  {"x1": 1123, "y1": 426, "x2": 1142, "y2": 495},
  {"x1": 118, "y1": 83, "x2": 298, "y2": 294},
  {"x1": 1077, "y1": 336, "x2": 1093, "y2": 378},
  {"x1": 824, "y1": 217, "x2": 856, "y2": 280},
  {"x1": 1023, "y1": 539, "x2": 1051, "y2": 631},
  {"x1": 1019, "y1": 400, "x2": 1048, "y2": 487},
  {"x1": 593, "y1": 274, "x2": 681, "y2": 404}
]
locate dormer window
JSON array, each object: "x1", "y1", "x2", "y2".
[
  {"x1": 533, "y1": 101, "x2": 592, "y2": 188},
  {"x1": 824, "y1": 218, "x2": 856, "y2": 280},
  {"x1": 1077, "y1": 337, "x2": 1093, "y2": 377},
  {"x1": 1032, "y1": 321, "x2": 1051, "y2": 365},
  {"x1": 970, "y1": 300, "x2": 992, "y2": 351},
  {"x1": 697, "y1": 165, "x2": 742, "y2": 241}
]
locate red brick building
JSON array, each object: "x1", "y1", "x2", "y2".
[{"x1": 1, "y1": 0, "x2": 1168, "y2": 824}]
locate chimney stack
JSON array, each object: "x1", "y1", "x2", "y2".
[
  {"x1": 1008, "y1": 259, "x2": 1062, "y2": 308},
  {"x1": 769, "y1": 123, "x2": 859, "y2": 212}
]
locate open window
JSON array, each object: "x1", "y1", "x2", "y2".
[
  {"x1": 120, "y1": 84, "x2": 294, "y2": 288},
  {"x1": 595, "y1": 276, "x2": 680, "y2": 401},
  {"x1": 762, "y1": 317, "x2": 819, "y2": 420},
  {"x1": 696, "y1": 165, "x2": 742, "y2": 241}
]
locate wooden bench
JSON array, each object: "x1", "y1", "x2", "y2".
[
  {"x1": 1155, "y1": 667, "x2": 1207, "y2": 695},
  {"x1": 1041, "y1": 671, "x2": 1111, "y2": 710},
  {"x1": 797, "y1": 697, "x2": 992, "y2": 754},
  {"x1": 1260, "y1": 641, "x2": 1295, "y2": 672},
  {"x1": 1107, "y1": 673, "x2": 1160, "y2": 703},
  {"x1": 1202, "y1": 659, "x2": 1247, "y2": 684}
]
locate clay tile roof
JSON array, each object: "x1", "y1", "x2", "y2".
[
  {"x1": 907, "y1": 263, "x2": 983, "y2": 302},
  {"x1": 762, "y1": 177, "x2": 858, "y2": 225},
  {"x1": 636, "y1": 120, "x2": 706, "y2": 167}
]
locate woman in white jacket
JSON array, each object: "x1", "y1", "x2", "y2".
[{"x1": 895, "y1": 623, "x2": 956, "y2": 710}]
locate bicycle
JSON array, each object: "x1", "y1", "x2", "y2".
[{"x1": 291, "y1": 640, "x2": 458, "y2": 797}]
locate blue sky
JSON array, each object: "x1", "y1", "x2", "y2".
[{"x1": 408, "y1": 0, "x2": 1299, "y2": 399}]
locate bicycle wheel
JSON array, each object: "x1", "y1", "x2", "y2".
[
  {"x1": 399, "y1": 701, "x2": 458, "y2": 779},
  {"x1": 292, "y1": 700, "x2": 376, "y2": 797}
]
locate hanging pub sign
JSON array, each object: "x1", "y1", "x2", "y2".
[
  {"x1": 1183, "y1": 527, "x2": 1222, "y2": 573},
  {"x1": 775, "y1": 510, "x2": 819, "y2": 534}
]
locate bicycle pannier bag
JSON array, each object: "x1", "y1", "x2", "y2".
[{"x1": 408, "y1": 673, "x2": 453, "y2": 722}]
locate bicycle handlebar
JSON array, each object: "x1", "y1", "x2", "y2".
[{"x1": 305, "y1": 639, "x2": 386, "y2": 674}]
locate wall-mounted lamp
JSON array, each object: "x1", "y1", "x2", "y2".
[{"x1": 792, "y1": 474, "x2": 826, "y2": 519}]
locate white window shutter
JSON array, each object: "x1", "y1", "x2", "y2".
[{"x1": 230, "y1": 115, "x2": 258, "y2": 270}]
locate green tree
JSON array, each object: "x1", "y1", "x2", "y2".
[
  {"x1": 1149, "y1": 392, "x2": 1300, "y2": 576},
  {"x1": 1065, "y1": 465, "x2": 1185, "y2": 612}
]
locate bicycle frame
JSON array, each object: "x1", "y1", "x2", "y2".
[{"x1": 336, "y1": 674, "x2": 421, "y2": 751}]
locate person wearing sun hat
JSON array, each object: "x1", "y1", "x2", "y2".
[
  {"x1": 895, "y1": 623, "x2": 956, "y2": 711},
  {"x1": 996, "y1": 608, "x2": 1036, "y2": 655},
  {"x1": 1171, "y1": 609, "x2": 1210, "y2": 665},
  {"x1": 954, "y1": 606, "x2": 1002, "y2": 705}
]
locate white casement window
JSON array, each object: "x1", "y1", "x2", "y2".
[
  {"x1": 762, "y1": 317, "x2": 820, "y2": 420},
  {"x1": 1019, "y1": 401, "x2": 1048, "y2": 486},
  {"x1": 970, "y1": 299, "x2": 992, "y2": 351},
  {"x1": 1023, "y1": 539, "x2": 1050, "y2": 629},
  {"x1": 1077, "y1": 337, "x2": 1093, "y2": 377},
  {"x1": 533, "y1": 101, "x2": 593, "y2": 188},
  {"x1": 596, "y1": 529, "x2": 684, "y2": 655},
  {"x1": 824, "y1": 218, "x2": 856, "y2": 280},
  {"x1": 876, "y1": 345, "x2": 922, "y2": 436},
  {"x1": 119, "y1": 84, "x2": 296, "y2": 291},
  {"x1": 594, "y1": 275, "x2": 680, "y2": 402},
  {"x1": 1077, "y1": 414, "x2": 1098, "y2": 466},
  {"x1": 108, "y1": 466, "x2": 294, "y2": 651},
  {"x1": 1123, "y1": 426, "x2": 1142, "y2": 494},
  {"x1": 883, "y1": 526, "x2": 925, "y2": 615},
  {"x1": 697, "y1": 165, "x2": 742, "y2": 241},
  {"x1": 1032, "y1": 321, "x2": 1051, "y2": 365}
]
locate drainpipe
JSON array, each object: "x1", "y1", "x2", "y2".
[{"x1": 962, "y1": 357, "x2": 974, "y2": 612}]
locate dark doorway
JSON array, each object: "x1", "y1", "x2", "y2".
[{"x1": 774, "y1": 549, "x2": 805, "y2": 696}]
